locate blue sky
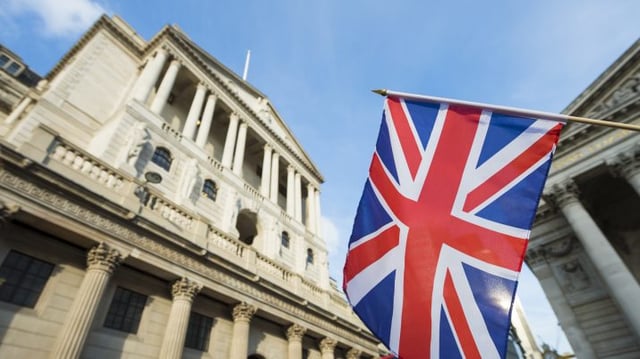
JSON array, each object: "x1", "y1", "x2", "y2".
[{"x1": 2, "y1": 0, "x2": 639, "y2": 354}]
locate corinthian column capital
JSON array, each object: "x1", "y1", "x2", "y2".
[
  {"x1": 170, "y1": 277, "x2": 202, "y2": 301},
  {"x1": 232, "y1": 302, "x2": 256, "y2": 322},
  {"x1": 610, "y1": 143, "x2": 640, "y2": 179},
  {"x1": 286, "y1": 323, "x2": 306, "y2": 341},
  {"x1": 543, "y1": 180, "x2": 580, "y2": 209},
  {"x1": 319, "y1": 337, "x2": 337, "y2": 353},
  {"x1": 87, "y1": 243, "x2": 122, "y2": 272},
  {"x1": 346, "y1": 348, "x2": 361, "y2": 359}
]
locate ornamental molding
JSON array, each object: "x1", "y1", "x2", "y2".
[
  {"x1": 609, "y1": 142, "x2": 640, "y2": 179},
  {"x1": 285, "y1": 323, "x2": 307, "y2": 341},
  {"x1": 586, "y1": 70, "x2": 640, "y2": 118},
  {"x1": 171, "y1": 277, "x2": 202, "y2": 300},
  {"x1": 0, "y1": 168, "x2": 377, "y2": 351},
  {"x1": 319, "y1": 337, "x2": 337, "y2": 353},
  {"x1": 346, "y1": 348, "x2": 362, "y2": 359},
  {"x1": 232, "y1": 302, "x2": 256, "y2": 322},
  {"x1": 543, "y1": 180, "x2": 580, "y2": 209},
  {"x1": 0, "y1": 200, "x2": 20, "y2": 226},
  {"x1": 87, "y1": 242, "x2": 123, "y2": 272}
]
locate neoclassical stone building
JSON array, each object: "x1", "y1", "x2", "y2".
[
  {"x1": 0, "y1": 15, "x2": 380, "y2": 358},
  {"x1": 527, "y1": 39, "x2": 640, "y2": 358}
]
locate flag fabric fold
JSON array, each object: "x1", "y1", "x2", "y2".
[{"x1": 343, "y1": 95, "x2": 564, "y2": 359}]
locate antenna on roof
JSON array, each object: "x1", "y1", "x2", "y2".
[{"x1": 242, "y1": 50, "x2": 251, "y2": 81}]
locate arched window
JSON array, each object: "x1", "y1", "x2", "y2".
[
  {"x1": 202, "y1": 179, "x2": 217, "y2": 201},
  {"x1": 306, "y1": 248, "x2": 314, "y2": 266},
  {"x1": 151, "y1": 147, "x2": 172, "y2": 171},
  {"x1": 281, "y1": 231, "x2": 290, "y2": 249}
]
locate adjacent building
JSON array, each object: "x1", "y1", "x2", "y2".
[
  {"x1": 0, "y1": 15, "x2": 381, "y2": 358},
  {"x1": 527, "y1": 39, "x2": 640, "y2": 358}
]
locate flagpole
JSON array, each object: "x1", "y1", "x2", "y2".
[{"x1": 373, "y1": 89, "x2": 640, "y2": 132}]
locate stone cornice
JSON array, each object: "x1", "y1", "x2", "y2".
[
  {"x1": 0, "y1": 157, "x2": 378, "y2": 352},
  {"x1": 46, "y1": 15, "x2": 145, "y2": 82}
]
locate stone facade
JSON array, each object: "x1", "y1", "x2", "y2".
[
  {"x1": 527, "y1": 39, "x2": 640, "y2": 358},
  {"x1": 0, "y1": 15, "x2": 380, "y2": 358}
]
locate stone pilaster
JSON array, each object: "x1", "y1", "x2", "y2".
[
  {"x1": 229, "y1": 302, "x2": 257, "y2": 359},
  {"x1": 545, "y1": 180, "x2": 640, "y2": 339},
  {"x1": 260, "y1": 144, "x2": 272, "y2": 197},
  {"x1": 306, "y1": 183, "x2": 316, "y2": 233},
  {"x1": 159, "y1": 278, "x2": 202, "y2": 359},
  {"x1": 195, "y1": 93, "x2": 218, "y2": 148},
  {"x1": 286, "y1": 324, "x2": 306, "y2": 359},
  {"x1": 50, "y1": 243, "x2": 123, "y2": 359},
  {"x1": 319, "y1": 337, "x2": 337, "y2": 359},
  {"x1": 269, "y1": 152, "x2": 280, "y2": 203},
  {"x1": 346, "y1": 348, "x2": 361, "y2": 359},
  {"x1": 150, "y1": 59, "x2": 181, "y2": 114},
  {"x1": 232, "y1": 122, "x2": 248, "y2": 176},
  {"x1": 294, "y1": 172, "x2": 302, "y2": 221},
  {"x1": 221, "y1": 113, "x2": 239, "y2": 168},
  {"x1": 286, "y1": 166, "x2": 295, "y2": 216},
  {"x1": 132, "y1": 49, "x2": 168, "y2": 103},
  {"x1": 183, "y1": 83, "x2": 207, "y2": 140},
  {"x1": 314, "y1": 189, "x2": 322, "y2": 233}
]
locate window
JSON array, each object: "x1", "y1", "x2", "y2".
[
  {"x1": 0, "y1": 54, "x2": 9, "y2": 67},
  {"x1": 185, "y1": 311, "x2": 213, "y2": 351},
  {"x1": 202, "y1": 179, "x2": 217, "y2": 201},
  {"x1": 281, "y1": 231, "x2": 290, "y2": 249},
  {"x1": 306, "y1": 248, "x2": 314, "y2": 266},
  {"x1": 104, "y1": 287, "x2": 147, "y2": 333},
  {"x1": 0, "y1": 250, "x2": 54, "y2": 307},
  {"x1": 6, "y1": 62, "x2": 22, "y2": 75},
  {"x1": 151, "y1": 147, "x2": 172, "y2": 171}
]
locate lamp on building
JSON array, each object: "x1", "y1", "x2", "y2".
[{"x1": 135, "y1": 171, "x2": 163, "y2": 207}]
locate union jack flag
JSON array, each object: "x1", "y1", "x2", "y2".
[{"x1": 343, "y1": 95, "x2": 563, "y2": 358}]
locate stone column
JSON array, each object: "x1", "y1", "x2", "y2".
[
  {"x1": 50, "y1": 243, "x2": 123, "y2": 359},
  {"x1": 546, "y1": 181, "x2": 640, "y2": 338},
  {"x1": 315, "y1": 189, "x2": 322, "y2": 233},
  {"x1": 306, "y1": 183, "x2": 316, "y2": 233},
  {"x1": 229, "y1": 302, "x2": 257, "y2": 359},
  {"x1": 260, "y1": 144, "x2": 272, "y2": 197},
  {"x1": 319, "y1": 337, "x2": 337, "y2": 359},
  {"x1": 232, "y1": 122, "x2": 248, "y2": 176},
  {"x1": 294, "y1": 173, "x2": 302, "y2": 221},
  {"x1": 132, "y1": 49, "x2": 168, "y2": 103},
  {"x1": 182, "y1": 83, "x2": 207, "y2": 140},
  {"x1": 150, "y1": 59, "x2": 181, "y2": 114},
  {"x1": 159, "y1": 278, "x2": 202, "y2": 359},
  {"x1": 528, "y1": 250, "x2": 596, "y2": 359},
  {"x1": 286, "y1": 166, "x2": 295, "y2": 216},
  {"x1": 270, "y1": 152, "x2": 280, "y2": 203},
  {"x1": 346, "y1": 348, "x2": 361, "y2": 359},
  {"x1": 611, "y1": 145, "x2": 640, "y2": 196},
  {"x1": 195, "y1": 93, "x2": 218, "y2": 147},
  {"x1": 221, "y1": 113, "x2": 240, "y2": 168},
  {"x1": 286, "y1": 324, "x2": 306, "y2": 359}
]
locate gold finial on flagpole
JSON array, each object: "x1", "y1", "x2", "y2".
[{"x1": 372, "y1": 89, "x2": 388, "y2": 96}]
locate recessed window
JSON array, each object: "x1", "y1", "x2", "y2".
[
  {"x1": 0, "y1": 54, "x2": 9, "y2": 67},
  {"x1": 185, "y1": 311, "x2": 213, "y2": 351},
  {"x1": 202, "y1": 179, "x2": 217, "y2": 201},
  {"x1": 306, "y1": 248, "x2": 314, "y2": 266},
  {"x1": 104, "y1": 287, "x2": 147, "y2": 333},
  {"x1": 151, "y1": 147, "x2": 172, "y2": 171},
  {"x1": 6, "y1": 62, "x2": 21, "y2": 75},
  {"x1": 0, "y1": 250, "x2": 54, "y2": 308},
  {"x1": 281, "y1": 231, "x2": 290, "y2": 249}
]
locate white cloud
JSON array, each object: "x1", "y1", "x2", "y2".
[
  {"x1": 5, "y1": 0, "x2": 105, "y2": 37},
  {"x1": 321, "y1": 216, "x2": 349, "y2": 283}
]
